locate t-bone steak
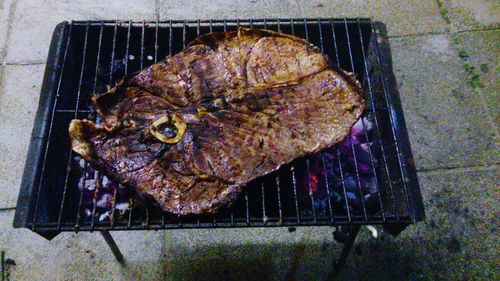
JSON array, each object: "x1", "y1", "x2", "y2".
[{"x1": 69, "y1": 28, "x2": 365, "y2": 215}]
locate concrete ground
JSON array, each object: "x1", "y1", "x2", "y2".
[{"x1": 0, "y1": 0, "x2": 498, "y2": 280}]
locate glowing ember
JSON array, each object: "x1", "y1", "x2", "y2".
[{"x1": 309, "y1": 174, "x2": 319, "y2": 194}]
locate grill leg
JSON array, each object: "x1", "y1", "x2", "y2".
[
  {"x1": 100, "y1": 231, "x2": 125, "y2": 264},
  {"x1": 330, "y1": 225, "x2": 361, "y2": 278}
]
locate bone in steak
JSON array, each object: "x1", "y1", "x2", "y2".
[{"x1": 69, "y1": 28, "x2": 365, "y2": 215}]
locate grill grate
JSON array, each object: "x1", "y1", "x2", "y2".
[{"x1": 14, "y1": 18, "x2": 424, "y2": 234}]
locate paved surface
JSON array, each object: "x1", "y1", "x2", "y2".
[{"x1": 0, "y1": 0, "x2": 498, "y2": 280}]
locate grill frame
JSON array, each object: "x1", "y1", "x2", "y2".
[{"x1": 14, "y1": 18, "x2": 424, "y2": 237}]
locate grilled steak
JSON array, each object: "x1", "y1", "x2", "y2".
[{"x1": 69, "y1": 28, "x2": 365, "y2": 215}]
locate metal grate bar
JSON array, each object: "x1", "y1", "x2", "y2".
[
  {"x1": 169, "y1": 20, "x2": 173, "y2": 56},
  {"x1": 182, "y1": 20, "x2": 186, "y2": 49},
  {"x1": 221, "y1": 20, "x2": 235, "y2": 226},
  {"x1": 57, "y1": 21, "x2": 91, "y2": 230},
  {"x1": 32, "y1": 21, "x2": 73, "y2": 230},
  {"x1": 317, "y1": 18, "x2": 325, "y2": 53},
  {"x1": 321, "y1": 153, "x2": 334, "y2": 223},
  {"x1": 70, "y1": 19, "x2": 372, "y2": 26},
  {"x1": 244, "y1": 20, "x2": 253, "y2": 226},
  {"x1": 370, "y1": 21, "x2": 414, "y2": 218},
  {"x1": 275, "y1": 176, "x2": 283, "y2": 224},
  {"x1": 303, "y1": 18, "x2": 309, "y2": 40},
  {"x1": 89, "y1": 21, "x2": 105, "y2": 231},
  {"x1": 124, "y1": 20, "x2": 134, "y2": 229},
  {"x1": 41, "y1": 215, "x2": 404, "y2": 228},
  {"x1": 31, "y1": 216, "x2": 410, "y2": 231},
  {"x1": 140, "y1": 20, "x2": 145, "y2": 69},
  {"x1": 289, "y1": 18, "x2": 301, "y2": 224},
  {"x1": 124, "y1": 21, "x2": 132, "y2": 76},
  {"x1": 329, "y1": 21, "x2": 353, "y2": 222},
  {"x1": 303, "y1": 19, "x2": 318, "y2": 223},
  {"x1": 245, "y1": 191, "x2": 250, "y2": 225},
  {"x1": 329, "y1": 19, "x2": 340, "y2": 64},
  {"x1": 290, "y1": 166, "x2": 300, "y2": 223},
  {"x1": 55, "y1": 109, "x2": 91, "y2": 113},
  {"x1": 107, "y1": 20, "x2": 120, "y2": 229},
  {"x1": 142, "y1": 20, "x2": 151, "y2": 228},
  {"x1": 109, "y1": 21, "x2": 118, "y2": 85},
  {"x1": 90, "y1": 173, "x2": 103, "y2": 230},
  {"x1": 336, "y1": 149, "x2": 352, "y2": 221},
  {"x1": 194, "y1": 20, "x2": 203, "y2": 228},
  {"x1": 262, "y1": 18, "x2": 268, "y2": 222},
  {"x1": 127, "y1": 198, "x2": 133, "y2": 229},
  {"x1": 343, "y1": 19, "x2": 368, "y2": 221},
  {"x1": 317, "y1": 20, "x2": 335, "y2": 223},
  {"x1": 154, "y1": 20, "x2": 159, "y2": 63}
]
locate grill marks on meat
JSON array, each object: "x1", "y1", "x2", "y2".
[{"x1": 69, "y1": 28, "x2": 365, "y2": 215}]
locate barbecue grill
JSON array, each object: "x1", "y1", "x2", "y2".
[{"x1": 13, "y1": 18, "x2": 424, "y2": 274}]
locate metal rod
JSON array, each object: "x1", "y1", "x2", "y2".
[
  {"x1": 124, "y1": 21, "x2": 131, "y2": 75},
  {"x1": 290, "y1": 166, "x2": 300, "y2": 223},
  {"x1": 321, "y1": 153, "x2": 334, "y2": 223},
  {"x1": 100, "y1": 231, "x2": 125, "y2": 264},
  {"x1": 182, "y1": 20, "x2": 186, "y2": 48},
  {"x1": 69, "y1": 18, "x2": 372, "y2": 26},
  {"x1": 169, "y1": 20, "x2": 173, "y2": 56},
  {"x1": 108, "y1": 21, "x2": 120, "y2": 229},
  {"x1": 109, "y1": 20, "x2": 118, "y2": 85},
  {"x1": 140, "y1": 20, "x2": 145, "y2": 69},
  {"x1": 317, "y1": 18, "x2": 324, "y2": 53},
  {"x1": 330, "y1": 19, "x2": 340, "y2": 65},
  {"x1": 154, "y1": 19, "x2": 159, "y2": 62},
  {"x1": 55, "y1": 109, "x2": 91, "y2": 113},
  {"x1": 329, "y1": 20, "x2": 353, "y2": 222},
  {"x1": 245, "y1": 190, "x2": 250, "y2": 225},
  {"x1": 90, "y1": 173, "x2": 103, "y2": 230},
  {"x1": 261, "y1": 181, "x2": 267, "y2": 224},
  {"x1": 32, "y1": 215, "x2": 407, "y2": 231},
  {"x1": 275, "y1": 176, "x2": 283, "y2": 225},
  {"x1": 336, "y1": 148, "x2": 352, "y2": 221},
  {"x1": 330, "y1": 225, "x2": 361, "y2": 278},
  {"x1": 343, "y1": 19, "x2": 368, "y2": 221},
  {"x1": 141, "y1": 20, "x2": 152, "y2": 228},
  {"x1": 303, "y1": 18, "x2": 309, "y2": 40}
]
